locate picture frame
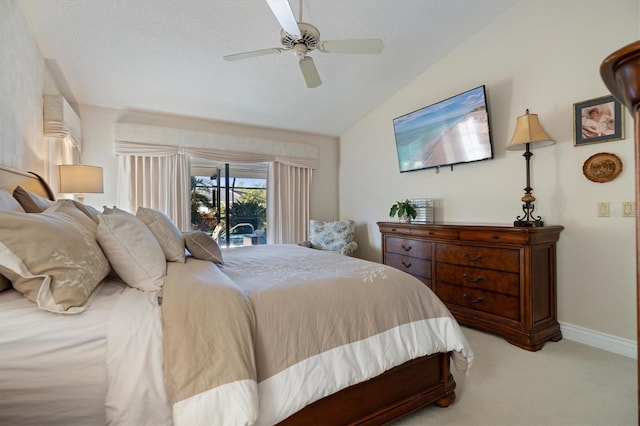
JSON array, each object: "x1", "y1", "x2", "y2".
[
  {"x1": 573, "y1": 95, "x2": 625, "y2": 146},
  {"x1": 582, "y1": 152, "x2": 623, "y2": 183}
]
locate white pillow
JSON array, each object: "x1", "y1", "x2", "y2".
[
  {"x1": 136, "y1": 207, "x2": 185, "y2": 263},
  {"x1": 97, "y1": 210, "x2": 166, "y2": 291},
  {"x1": 0, "y1": 188, "x2": 24, "y2": 212}
]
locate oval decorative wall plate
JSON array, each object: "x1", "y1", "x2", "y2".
[{"x1": 582, "y1": 152, "x2": 623, "y2": 183}]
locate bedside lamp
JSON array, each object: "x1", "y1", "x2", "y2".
[
  {"x1": 506, "y1": 109, "x2": 554, "y2": 227},
  {"x1": 58, "y1": 164, "x2": 104, "y2": 203}
]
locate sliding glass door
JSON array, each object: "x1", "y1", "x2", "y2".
[{"x1": 191, "y1": 161, "x2": 267, "y2": 247}]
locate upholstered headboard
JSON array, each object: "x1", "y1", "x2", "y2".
[{"x1": 0, "y1": 164, "x2": 55, "y2": 201}]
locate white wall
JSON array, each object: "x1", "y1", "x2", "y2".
[
  {"x1": 340, "y1": 0, "x2": 639, "y2": 341},
  {"x1": 0, "y1": 0, "x2": 45, "y2": 173},
  {"x1": 78, "y1": 105, "x2": 339, "y2": 221}
]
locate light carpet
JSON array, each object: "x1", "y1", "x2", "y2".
[{"x1": 392, "y1": 326, "x2": 637, "y2": 425}]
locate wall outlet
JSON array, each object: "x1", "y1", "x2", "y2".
[
  {"x1": 597, "y1": 202, "x2": 610, "y2": 217},
  {"x1": 622, "y1": 201, "x2": 636, "y2": 217}
]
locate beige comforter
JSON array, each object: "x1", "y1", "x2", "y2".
[{"x1": 161, "y1": 244, "x2": 473, "y2": 425}]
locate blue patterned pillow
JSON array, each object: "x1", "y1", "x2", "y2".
[{"x1": 309, "y1": 220, "x2": 355, "y2": 251}]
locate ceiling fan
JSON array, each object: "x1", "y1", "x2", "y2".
[{"x1": 223, "y1": 0, "x2": 384, "y2": 88}]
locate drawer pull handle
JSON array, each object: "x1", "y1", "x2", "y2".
[
  {"x1": 401, "y1": 261, "x2": 412, "y2": 268},
  {"x1": 463, "y1": 293, "x2": 484, "y2": 303},
  {"x1": 490, "y1": 234, "x2": 499, "y2": 239},
  {"x1": 428, "y1": 231, "x2": 435, "y2": 235},
  {"x1": 463, "y1": 273, "x2": 484, "y2": 283},
  {"x1": 401, "y1": 245, "x2": 412, "y2": 252},
  {"x1": 462, "y1": 252, "x2": 483, "y2": 261}
]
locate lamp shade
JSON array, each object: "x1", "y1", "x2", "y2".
[
  {"x1": 506, "y1": 109, "x2": 555, "y2": 150},
  {"x1": 58, "y1": 165, "x2": 104, "y2": 194}
]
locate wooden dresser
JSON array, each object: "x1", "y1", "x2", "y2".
[{"x1": 378, "y1": 222, "x2": 563, "y2": 351}]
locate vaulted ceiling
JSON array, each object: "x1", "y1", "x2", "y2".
[{"x1": 18, "y1": 0, "x2": 517, "y2": 136}]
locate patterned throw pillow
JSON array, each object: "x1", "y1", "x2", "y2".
[
  {"x1": 308, "y1": 220, "x2": 356, "y2": 251},
  {"x1": 0, "y1": 201, "x2": 110, "y2": 313},
  {"x1": 136, "y1": 207, "x2": 186, "y2": 263}
]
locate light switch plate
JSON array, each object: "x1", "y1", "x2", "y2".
[
  {"x1": 597, "y1": 202, "x2": 610, "y2": 217},
  {"x1": 622, "y1": 201, "x2": 636, "y2": 217}
]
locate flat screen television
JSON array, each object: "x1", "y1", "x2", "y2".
[{"x1": 393, "y1": 85, "x2": 494, "y2": 173}]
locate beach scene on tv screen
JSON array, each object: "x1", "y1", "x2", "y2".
[{"x1": 393, "y1": 86, "x2": 492, "y2": 172}]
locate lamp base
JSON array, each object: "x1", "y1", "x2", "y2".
[
  {"x1": 514, "y1": 201, "x2": 544, "y2": 228},
  {"x1": 513, "y1": 219, "x2": 544, "y2": 227}
]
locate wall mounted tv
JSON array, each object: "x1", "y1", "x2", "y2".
[{"x1": 393, "y1": 85, "x2": 494, "y2": 173}]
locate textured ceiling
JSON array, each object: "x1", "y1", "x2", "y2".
[{"x1": 18, "y1": 0, "x2": 516, "y2": 137}]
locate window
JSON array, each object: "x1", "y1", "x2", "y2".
[{"x1": 191, "y1": 161, "x2": 267, "y2": 247}]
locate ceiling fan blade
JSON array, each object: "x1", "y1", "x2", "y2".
[
  {"x1": 265, "y1": 0, "x2": 301, "y2": 37},
  {"x1": 223, "y1": 48, "x2": 284, "y2": 61},
  {"x1": 299, "y1": 56, "x2": 321, "y2": 88},
  {"x1": 319, "y1": 39, "x2": 384, "y2": 54}
]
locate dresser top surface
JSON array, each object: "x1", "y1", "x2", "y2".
[{"x1": 377, "y1": 221, "x2": 563, "y2": 232}]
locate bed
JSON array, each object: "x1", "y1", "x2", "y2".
[{"x1": 0, "y1": 163, "x2": 473, "y2": 425}]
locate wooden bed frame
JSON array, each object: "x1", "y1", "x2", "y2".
[
  {"x1": 279, "y1": 352, "x2": 456, "y2": 425},
  {"x1": 0, "y1": 162, "x2": 458, "y2": 425}
]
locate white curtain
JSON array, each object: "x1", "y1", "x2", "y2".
[
  {"x1": 44, "y1": 137, "x2": 78, "y2": 195},
  {"x1": 115, "y1": 141, "x2": 314, "y2": 239},
  {"x1": 267, "y1": 162, "x2": 312, "y2": 244},
  {"x1": 116, "y1": 144, "x2": 190, "y2": 231},
  {"x1": 43, "y1": 95, "x2": 82, "y2": 195}
]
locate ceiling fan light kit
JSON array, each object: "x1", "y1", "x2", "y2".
[{"x1": 224, "y1": 0, "x2": 384, "y2": 88}]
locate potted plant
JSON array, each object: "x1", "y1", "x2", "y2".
[{"x1": 389, "y1": 199, "x2": 418, "y2": 222}]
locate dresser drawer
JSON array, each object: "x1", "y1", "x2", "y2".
[
  {"x1": 436, "y1": 244, "x2": 519, "y2": 273},
  {"x1": 436, "y1": 282, "x2": 520, "y2": 321},
  {"x1": 410, "y1": 228, "x2": 459, "y2": 240},
  {"x1": 436, "y1": 263, "x2": 519, "y2": 296},
  {"x1": 386, "y1": 252, "x2": 431, "y2": 280},
  {"x1": 458, "y1": 229, "x2": 532, "y2": 244},
  {"x1": 385, "y1": 237, "x2": 432, "y2": 259}
]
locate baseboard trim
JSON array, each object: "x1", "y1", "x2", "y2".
[{"x1": 560, "y1": 322, "x2": 637, "y2": 359}]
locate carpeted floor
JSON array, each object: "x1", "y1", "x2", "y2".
[{"x1": 392, "y1": 326, "x2": 637, "y2": 425}]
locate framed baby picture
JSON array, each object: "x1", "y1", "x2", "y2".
[{"x1": 573, "y1": 95, "x2": 625, "y2": 146}]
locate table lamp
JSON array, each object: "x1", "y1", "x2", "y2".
[
  {"x1": 506, "y1": 109, "x2": 555, "y2": 227},
  {"x1": 58, "y1": 164, "x2": 104, "y2": 203}
]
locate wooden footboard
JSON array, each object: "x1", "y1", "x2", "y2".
[{"x1": 278, "y1": 352, "x2": 456, "y2": 425}]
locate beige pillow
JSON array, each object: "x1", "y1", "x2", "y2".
[
  {"x1": 97, "y1": 211, "x2": 166, "y2": 291},
  {"x1": 68, "y1": 200, "x2": 101, "y2": 224},
  {"x1": 13, "y1": 186, "x2": 54, "y2": 213},
  {"x1": 184, "y1": 231, "x2": 224, "y2": 264},
  {"x1": 103, "y1": 205, "x2": 127, "y2": 215},
  {"x1": 136, "y1": 207, "x2": 185, "y2": 263},
  {"x1": 45, "y1": 200, "x2": 99, "y2": 233},
  {"x1": 0, "y1": 188, "x2": 25, "y2": 212},
  {"x1": 0, "y1": 207, "x2": 110, "y2": 313}
]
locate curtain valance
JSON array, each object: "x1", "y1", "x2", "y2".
[
  {"x1": 43, "y1": 95, "x2": 82, "y2": 151},
  {"x1": 114, "y1": 123, "x2": 318, "y2": 169}
]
